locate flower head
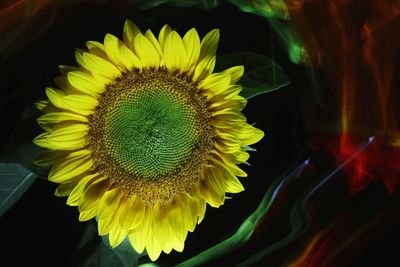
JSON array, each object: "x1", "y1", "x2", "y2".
[{"x1": 34, "y1": 20, "x2": 264, "y2": 260}]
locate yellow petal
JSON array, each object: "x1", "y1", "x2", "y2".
[
  {"x1": 212, "y1": 111, "x2": 246, "y2": 126},
  {"x1": 48, "y1": 150, "x2": 92, "y2": 183},
  {"x1": 118, "y1": 196, "x2": 145, "y2": 230},
  {"x1": 67, "y1": 71, "x2": 105, "y2": 96},
  {"x1": 215, "y1": 132, "x2": 241, "y2": 153},
  {"x1": 146, "y1": 229, "x2": 162, "y2": 261},
  {"x1": 209, "y1": 84, "x2": 242, "y2": 106},
  {"x1": 181, "y1": 194, "x2": 199, "y2": 232},
  {"x1": 218, "y1": 149, "x2": 250, "y2": 164},
  {"x1": 199, "y1": 28, "x2": 219, "y2": 60},
  {"x1": 153, "y1": 211, "x2": 172, "y2": 254},
  {"x1": 224, "y1": 171, "x2": 245, "y2": 193},
  {"x1": 158, "y1": 24, "x2": 172, "y2": 49},
  {"x1": 128, "y1": 232, "x2": 144, "y2": 254},
  {"x1": 45, "y1": 88, "x2": 98, "y2": 115},
  {"x1": 119, "y1": 45, "x2": 142, "y2": 71},
  {"x1": 198, "y1": 166, "x2": 225, "y2": 207},
  {"x1": 109, "y1": 227, "x2": 128, "y2": 248},
  {"x1": 58, "y1": 65, "x2": 80, "y2": 75},
  {"x1": 37, "y1": 123, "x2": 53, "y2": 133},
  {"x1": 209, "y1": 94, "x2": 246, "y2": 112},
  {"x1": 123, "y1": 19, "x2": 141, "y2": 50},
  {"x1": 33, "y1": 150, "x2": 68, "y2": 167},
  {"x1": 154, "y1": 203, "x2": 181, "y2": 254},
  {"x1": 145, "y1": 29, "x2": 162, "y2": 56},
  {"x1": 134, "y1": 33, "x2": 160, "y2": 69},
  {"x1": 128, "y1": 207, "x2": 152, "y2": 253},
  {"x1": 34, "y1": 124, "x2": 89, "y2": 150},
  {"x1": 192, "y1": 56, "x2": 216, "y2": 83},
  {"x1": 35, "y1": 100, "x2": 52, "y2": 111},
  {"x1": 54, "y1": 76, "x2": 79, "y2": 95},
  {"x1": 211, "y1": 153, "x2": 247, "y2": 177},
  {"x1": 75, "y1": 49, "x2": 85, "y2": 68},
  {"x1": 98, "y1": 189, "x2": 122, "y2": 220},
  {"x1": 164, "y1": 31, "x2": 186, "y2": 72},
  {"x1": 63, "y1": 95, "x2": 98, "y2": 115},
  {"x1": 79, "y1": 208, "x2": 97, "y2": 221},
  {"x1": 197, "y1": 198, "x2": 207, "y2": 224},
  {"x1": 146, "y1": 206, "x2": 165, "y2": 260},
  {"x1": 78, "y1": 176, "x2": 108, "y2": 215},
  {"x1": 183, "y1": 28, "x2": 201, "y2": 74},
  {"x1": 45, "y1": 88, "x2": 66, "y2": 109},
  {"x1": 223, "y1": 65, "x2": 244, "y2": 84},
  {"x1": 82, "y1": 52, "x2": 121, "y2": 79},
  {"x1": 167, "y1": 200, "x2": 186, "y2": 242},
  {"x1": 104, "y1": 33, "x2": 126, "y2": 69},
  {"x1": 55, "y1": 182, "x2": 76, "y2": 197},
  {"x1": 67, "y1": 173, "x2": 99, "y2": 206},
  {"x1": 37, "y1": 112, "x2": 88, "y2": 125},
  {"x1": 237, "y1": 124, "x2": 265, "y2": 146},
  {"x1": 198, "y1": 73, "x2": 231, "y2": 98},
  {"x1": 86, "y1": 41, "x2": 108, "y2": 59},
  {"x1": 166, "y1": 221, "x2": 185, "y2": 252},
  {"x1": 98, "y1": 217, "x2": 115, "y2": 235},
  {"x1": 209, "y1": 166, "x2": 226, "y2": 194}
]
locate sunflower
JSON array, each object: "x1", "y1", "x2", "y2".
[{"x1": 33, "y1": 20, "x2": 264, "y2": 261}]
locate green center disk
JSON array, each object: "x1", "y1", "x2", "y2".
[{"x1": 105, "y1": 88, "x2": 199, "y2": 179}]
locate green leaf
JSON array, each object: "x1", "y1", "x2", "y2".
[
  {"x1": 0, "y1": 104, "x2": 47, "y2": 177},
  {"x1": 100, "y1": 236, "x2": 141, "y2": 267},
  {"x1": 0, "y1": 163, "x2": 36, "y2": 217},
  {"x1": 77, "y1": 222, "x2": 98, "y2": 251},
  {"x1": 0, "y1": 143, "x2": 46, "y2": 177},
  {"x1": 97, "y1": 244, "x2": 125, "y2": 267},
  {"x1": 216, "y1": 51, "x2": 290, "y2": 99}
]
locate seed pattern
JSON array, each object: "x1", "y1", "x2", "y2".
[{"x1": 88, "y1": 70, "x2": 215, "y2": 204}]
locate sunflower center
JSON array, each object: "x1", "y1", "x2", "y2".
[
  {"x1": 89, "y1": 70, "x2": 214, "y2": 204},
  {"x1": 106, "y1": 88, "x2": 197, "y2": 178}
]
